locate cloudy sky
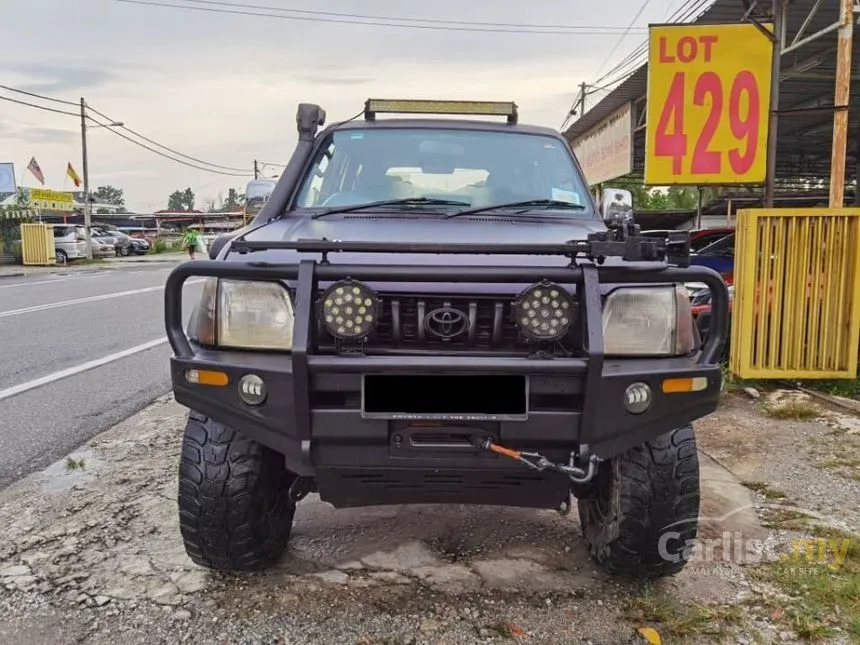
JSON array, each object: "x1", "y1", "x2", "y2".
[{"x1": 1, "y1": 0, "x2": 688, "y2": 211}]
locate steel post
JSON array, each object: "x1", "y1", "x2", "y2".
[
  {"x1": 829, "y1": 0, "x2": 855, "y2": 208},
  {"x1": 764, "y1": 0, "x2": 785, "y2": 208}
]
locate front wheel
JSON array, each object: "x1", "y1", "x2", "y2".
[
  {"x1": 177, "y1": 411, "x2": 297, "y2": 571},
  {"x1": 577, "y1": 425, "x2": 700, "y2": 579}
]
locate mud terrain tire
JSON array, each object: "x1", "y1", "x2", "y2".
[
  {"x1": 177, "y1": 411, "x2": 297, "y2": 571},
  {"x1": 578, "y1": 425, "x2": 700, "y2": 579}
]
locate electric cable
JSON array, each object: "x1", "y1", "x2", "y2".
[
  {"x1": 112, "y1": 0, "x2": 651, "y2": 35},
  {"x1": 0, "y1": 94, "x2": 79, "y2": 117},
  {"x1": 0, "y1": 84, "x2": 79, "y2": 107},
  {"x1": 592, "y1": 0, "x2": 654, "y2": 80},
  {"x1": 85, "y1": 112, "x2": 250, "y2": 177},
  {"x1": 86, "y1": 103, "x2": 251, "y2": 173},
  {"x1": 182, "y1": 0, "x2": 650, "y2": 32}
]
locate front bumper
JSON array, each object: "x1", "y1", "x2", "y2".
[{"x1": 165, "y1": 258, "x2": 729, "y2": 477}]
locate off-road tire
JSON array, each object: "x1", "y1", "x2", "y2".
[
  {"x1": 578, "y1": 425, "x2": 700, "y2": 579},
  {"x1": 177, "y1": 411, "x2": 297, "y2": 571}
]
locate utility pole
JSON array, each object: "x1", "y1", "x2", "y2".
[
  {"x1": 254, "y1": 160, "x2": 259, "y2": 179},
  {"x1": 764, "y1": 0, "x2": 784, "y2": 208},
  {"x1": 579, "y1": 82, "x2": 587, "y2": 117},
  {"x1": 80, "y1": 97, "x2": 93, "y2": 259},
  {"x1": 829, "y1": 0, "x2": 854, "y2": 208}
]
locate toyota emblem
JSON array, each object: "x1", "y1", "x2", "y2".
[{"x1": 424, "y1": 307, "x2": 469, "y2": 339}]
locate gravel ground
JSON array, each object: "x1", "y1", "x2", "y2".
[{"x1": 0, "y1": 393, "x2": 856, "y2": 644}]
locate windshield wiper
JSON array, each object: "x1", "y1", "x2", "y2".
[
  {"x1": 311, "y1": 197, "x2": 470, "y2": 219},
  {"x1": 444, "y1": 199, "x2": 586, "y2": 219}
]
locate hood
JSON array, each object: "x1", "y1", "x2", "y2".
[{"x1": 229, "y1": 214, "x2": 664, "y2": 295}]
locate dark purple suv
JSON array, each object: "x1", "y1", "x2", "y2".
[{"x1": 164, "y1": 100, "x2": 729, "y2": 579}]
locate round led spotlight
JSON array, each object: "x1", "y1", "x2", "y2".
[
  {"x1": 512, "y1": 280, "x2": 574, "y2": 341},
  {"x1": 320, "y1": 279, "x2": 379, "y2": 340},
  {"x1": 624, "y1": 382, "x2": 652, "y2": 415},
  {"x1": 238, "y1": 374, "x2": 267, "y2": 406}
]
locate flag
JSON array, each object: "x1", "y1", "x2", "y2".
[
  {"x1": 26, "y1": 157, "x2": 45, "y2": 185},
  {"x1": 66, "y1": 162, "x2": 82, "y2": 187}
]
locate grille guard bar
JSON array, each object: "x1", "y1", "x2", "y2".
[
  {"x1": 165, "y1": 257, "x2": 728, "y2": 458},
  {"x1": 227, "y1": 230, "x2": 692, "y2": 267},
  {"x1": 164, "y1": 258, "x2": 729, "y2": 365}
]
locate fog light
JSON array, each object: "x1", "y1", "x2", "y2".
[
  {"x1": 238, "y1": 374, "x2": 266, "y2": 406},
  {"x1": 624, "y1": 382, "x2": 652, "y2": 414}
]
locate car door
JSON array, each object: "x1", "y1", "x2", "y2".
[{"x1": 690, "y1": 233, "x2": 734, "y2": 281}]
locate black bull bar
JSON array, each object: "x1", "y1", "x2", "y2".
[{"x1": 163, "y1": 240, "x2": 729, "y2": 460}]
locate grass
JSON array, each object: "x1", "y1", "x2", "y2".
[
  {"x1": 818, "y1": 455, "x2": 860, "y2": 469},
  {"x1": 624, "y1": 585, "x2": 744, "y2": 640},
  {"x1": 64, "y1": 457, "x2": 86, "y2": 471},
  {"x1": 749, "y1": 528, "x2": 860, "y2": 642},
  {"x1": 742, "y1": 481, "x2": 788, "y2": 500},
  {"x1": 762, "y1": 400, "x2": 821, "y2": 420},
  {"x1": 797, "y1": 378, "x2": 860, "y2": 401}
]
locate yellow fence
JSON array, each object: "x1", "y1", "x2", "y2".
[
  {"x1": 19, "y1": 223, "x2": 56, "y2": 266},
  {"x1": 730, "y1": 208, "x2": 860, "y2": 379}
]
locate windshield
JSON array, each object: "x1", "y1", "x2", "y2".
[{"x1": 294, "y1": 128, "x2": 594, "y2": 217}]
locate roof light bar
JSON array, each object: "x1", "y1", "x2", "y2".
[{"x1": 363, "y1": 99, "x2": 518, "y2": 124}]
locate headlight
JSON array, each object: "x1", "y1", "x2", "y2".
[
  {"x1": 512, "y1": 280, "x2": 574, "y2": 341},
  {"x1": 319, "y1": 279, "x2": 379, "y2": 340},
  {"x1": 193, "y1": 278, "x2": 294, "y2": 350},
  {"x1": 218, "y1": 280, "x2": 294, "y2": 349},
  {"x1": 602, "y1": 285, "x2": 696, "y2": 356}
]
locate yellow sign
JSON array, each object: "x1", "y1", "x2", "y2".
[
  {"x1": 29, "y1": 188, "x2": 75, "y2": 212},
  {"x1": 644, "y1": 22, "x2": 773, "y2": 185}
]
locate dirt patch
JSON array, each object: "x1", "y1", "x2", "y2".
[{"x1": 0, "y1": 394, "x2": 856, "y2": 644}]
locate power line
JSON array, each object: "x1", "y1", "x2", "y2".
[
  {"x1": 113, "y1": 0, "x2": 651, "y2": 36},
  {"x1": 0, "y1": 83, "x2": 252, "y2": 177},
  {"x1": 591, "y1": 0, "x2": 654, "y2": 80},
  {"x1": 180, "y1": 0, "x2": 649, "y2": 32},
  {"x1": 592, "y1": 0, "x2": 712, "y2": 86},
  {"x1": 86, "y1": 103, "x2": 251, "y2": 173},
  {"x1": 561, "y1": 0, "x2": 715, "y2": 128},
  {"x1": 0, "y1": 84, "x2": 79, "y2": 107},
  {"x1": 0, "y1": 94, "x2": 79, "y2": 117},
  {"x1": 86, "y1": 112, "x2": 251, "y2": 177}
]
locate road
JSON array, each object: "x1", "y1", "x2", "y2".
[{"x1": 0, "y1": 264, "x2": 202, "y2": 489}]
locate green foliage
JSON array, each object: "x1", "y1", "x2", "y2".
[
  {"x1": 167, "y1": 188, "x2": 196, "y2": 212},
  {"x1": 610, "y1": 180, "x2": 717, "y2": 211},
  {"x1": 93, "y1": 185, "x2": 127, "y2": 212}
]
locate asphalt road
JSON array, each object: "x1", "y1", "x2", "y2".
[{"x1": 0, "y1": 264, "x2": 202, "y2": 489}]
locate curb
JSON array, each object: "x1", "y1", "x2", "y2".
[{"x1": 0, "y1": 256, "x2": 183, "y2": 279}]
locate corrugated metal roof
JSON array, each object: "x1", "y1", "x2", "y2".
[{"x1": 563, "y1": 0, "x2": 852, "y2": 181}]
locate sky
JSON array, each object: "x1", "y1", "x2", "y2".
[{"x1": 1, "y1": 0, "x2": 688, "y2": 212}]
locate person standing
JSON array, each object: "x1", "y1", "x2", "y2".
[{"x1": 182, "y1": 228, "x2": 200, "y2": 260}]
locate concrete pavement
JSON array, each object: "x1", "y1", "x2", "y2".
[
  {"x1": 0, "y1": 253, "x2": 185, "y2": 280},
  {"x1": 0, "y1": 264, "x2": 201, "y2": 489}
]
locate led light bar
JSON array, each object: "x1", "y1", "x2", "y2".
[{"x1": 364, "y1": 99, "x2": 518, "y2": 124}]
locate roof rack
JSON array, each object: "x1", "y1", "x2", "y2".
[{"x1": 363, "y1": 99, "x2": 518, "y2": 124}]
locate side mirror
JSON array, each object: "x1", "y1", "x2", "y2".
[{"x1": 598, "y1": 187, "x2": 634, "y2": 225}]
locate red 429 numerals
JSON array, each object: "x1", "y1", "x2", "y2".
[{"x1": 654, "y1": 70, "x2": 760, "y2": 176}]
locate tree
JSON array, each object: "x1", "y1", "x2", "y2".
[
  {"x1": 209, "y1": 188, "x2": 245, "y2": 213},
  {"x1": 167, "y1": 187, "x2": 195, "y2": 212},
  {"x1": 93, "y1": 185, "x2": 127, "y2": 212},
  {"x1": 221, "y1": 188, "x2": 244, "y2": 212}
]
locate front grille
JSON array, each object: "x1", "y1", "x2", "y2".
[{"x1": 316, "y1": 293, "x2": 578, "y2": 352}]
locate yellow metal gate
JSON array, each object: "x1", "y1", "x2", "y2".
[
  {"x1": 19, "y1": 223, "x2": 56, "y2": 266},
  {"x1": 729, "y1": 208, "x2": 860, "y2": 379}
]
